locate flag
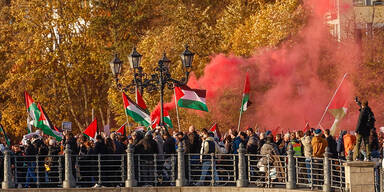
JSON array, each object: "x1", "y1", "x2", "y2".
[
  {"x1": 84, "y1": 118, "x2": 98, "y2": 140},
  {"x1": 25, "y1": 91, "x2": 41, "y2": 127},
  {"x1": 136, "y1": 89, "x2": 149, "y2": 114},
  {"x1": 328, "y1": 81, "x2": 350, "y2": 136},
  {"x1": 36, "y1": 103, "x2": 63, "y2": 141},
  {"x1": 241, "y1": 73, "x2": 251, "y2": 112},
  {"x1": 210, "y1": 123, "x2": 221, "y2": 140},
  {"x1": 174, "y1": 85, "x2": 208, "y2": 112},
  {"x1": 122, "y1": 93, "x2": 151, "y2": 127},
  {"x1": 0, "y1": 124, "x2": 10, "y2": 147},
  {"x1": 116, "y1": 122, "x2": 126, "y2": 136},
  {"x1": 150, "y1": 107, "x2": 173, "y2": 129}
]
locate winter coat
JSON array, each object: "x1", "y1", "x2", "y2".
[
  {"x1": 246, "y1": 135, "x2": 260, "y2": 154},
  {"x1": 188, "y1": 131, "x2": 201, "y2": 153},
  {"x1": 356, "y1": 107, "x2": 372, "y2": 136},
  {"x1": 311, "y1": 136, "x2": 328, "y2": 158},
  {"x1": 301, "y1": 135, "x2": 313, "y2": 158},
  {"x1": 232, "y1": 137, "x2": 241, "y2": 154},
  {"x1": 163, "y1": 137, "x2": 176, "y2": 154},
  {"x1": 259, "y1": 141, "x2": 279, "y2": 165},
  {"x1": 337, "y1": 131, "x2": 347, "y2": 156},
  {"x1": 326, "y1": 135, "x2": 338, "y2": 158},
  {"x1": 94, "y1": 141, "x2": 107, "y2": 154},
  {"x1": 153, "y1": 135, "x2": 164, "y2": 155}
]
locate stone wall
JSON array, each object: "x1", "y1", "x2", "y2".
[{"x1": 344, "y1": 161, "x2": 376, "y2": 192}]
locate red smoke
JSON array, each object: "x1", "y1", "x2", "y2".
[{"x1": 159, "y1": 0, "x2": 382, "y2": 134}]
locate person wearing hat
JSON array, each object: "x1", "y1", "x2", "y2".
[{"x1": 311, "y1": 129, "x2": 328, "y2": 158}]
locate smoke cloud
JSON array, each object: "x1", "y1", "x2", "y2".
[{"x1": 159, "y1": 0, "x2": 382, "y2": 134}]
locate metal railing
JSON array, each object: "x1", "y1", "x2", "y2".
[
  {"x1": 0, "y1": 144, "x2": 353, "y2": 190},
  {"x1": 295, "y1": 156, "x2": 324, "y2": 189},
  {"x1": 247, "y1": 154, "x2": 287, "y2": 187},
  {"x1": 329, "y1": 158, "x2": 346, "y2": 191},
  {"x1": 187, "y1": 153, "x2": 237, "y2": 186},
  {"x1": 74, "y1": 154, "x2": 126, "y2": 187},
  {"x1": 12, "y1": 155, "x2": 64, "y2": 188},
  {"x1": 135, "y1": 154, "x2": 176, "y2": 186}
]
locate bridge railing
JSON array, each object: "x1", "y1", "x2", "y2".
[{"x1": 1, "y1": 144, "x2": 348, "y2": 191}]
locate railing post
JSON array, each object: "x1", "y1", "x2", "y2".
[
  {"x1": 176, "y1": 141, "x2": 186, "y2": 186},
  {"x1": 286, "y1": 143, "x2": 296, "y2": 189},
  {"x1": 63, "y1": 144, "x2": 75, "y2": 188},
  {"x1": 236, "y1": 143, "x2": 248, "y2": 187},
  {"x1": 125, "y1": 143, "x2": 137, "y2": 187},
  {"x1": 2, "y1": 148, "x2": 13, "y2": 189},
  {"x1": 323, "y1": 147, "x2": 331, "y2": 192}
]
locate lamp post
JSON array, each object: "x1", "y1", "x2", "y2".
[{"x1": 110, "y1": 45, "x2": 194, "y2": 126}]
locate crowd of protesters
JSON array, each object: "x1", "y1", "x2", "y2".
[{"x1": 0, "y1": 100, "x2": 381, "y2": 188}]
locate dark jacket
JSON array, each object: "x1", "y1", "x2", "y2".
[
  {"x1": 246, "y1": 135, "x2": 260, "y2": 154},
  {"x1": 135, "y1": 135, "x2": 159, "y2": 154},
  {"x1": 337, "y1": 131, "x2": 347, "y2": 158},
  {"x1": 326, "y1": 135, "x2": 338, "y2": 158},
  {"x1": 356, "y1": 107, "x2": 372, "y2": 136},
  {"x1": 94, "y1": 140, "x2": 107, "y2": 154},
  {"x1": 163, "y1": 137, "x2": 176, "y2": 154},
  {"x1": 188, "y1": 131, "x2": 201, "y2": 153}
]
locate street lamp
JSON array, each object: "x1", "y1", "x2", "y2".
[{"x1": 110, "y1": 45, "x2": 194, "y2": 127}]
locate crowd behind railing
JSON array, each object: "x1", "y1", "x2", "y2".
[{"x1": 0, "y1": 123, "x2": 381, "y2": 190}]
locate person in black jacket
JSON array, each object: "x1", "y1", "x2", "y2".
[
  {"x1": 25, "y1": 140, "x2": 37, "y2": 187},
  {"x1": 162, "y1": 132, "x2": 175, "y2": 154},
  {"x1": 353, "y1": 100, "x2": 374, "y2": 161},
  {"x1": 94, "y1": 135, "x2": 106, "y2": 154},
  {"x1": 324, "y1": 129, "x2": 338, "y2": 158}
]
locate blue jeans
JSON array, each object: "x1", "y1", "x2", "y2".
[
  {"x1": 305, "y1": 158, "x2": 312, "y2": 183},
  {"x1": 25, "y1": 162, "x2": 37, "y2": 187},
  {"x1": 199, "y1": 161, "x2": 219, "y2": 184}
]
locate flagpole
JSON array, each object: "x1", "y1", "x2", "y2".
[
  {"x1": 317, "y1": 73, "x2": 348, "y2": 129},
  {"x1": 237, "y1": 107, "x2": 243, "y2": 132},
  {"x1": 174, "y1": 86, "x2": 181, "y2": 132}
]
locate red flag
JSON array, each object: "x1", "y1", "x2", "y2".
[
  {"x1": 243, "y1": 73, "x2": 250, "y2": 95},
  {"x1": 136, "y1": 90, "x2": 149, "y2": 114},
  {"x1": 24, "y1": 91, "x2": 34, "y2": 110},
  {"x1": 210, "y1": 123, "x2": 221, "y2": 140},
  {"x1": 116, "y1": 122, "x2": 127, "y2": 136},
  {"x1": 83, "y1": 119, "x2": 97, "y2": 139}
]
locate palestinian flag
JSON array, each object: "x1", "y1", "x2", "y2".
[
  {"x1": 25, "y1": 92, "x2": 41, "y2": 127},
  {"x1": 328, "y1": 79, "x2": 350, "y2": 136},
  {"x1": 151, "y1": 108, "x2": 173, "y2": 129},
  {"x1": 210, "y1": 123, "x2": 221, "y2": 140},
  {"x1": 116, "y1": 122, "x2": 126, "y2": 136},
  {"x1": 36, "y1": 103, "x2": 63, "y2": 141},
  {"x1": 84, "y1": 118, "x2": 97, "y2": 140},
  {"x1": 240, "y1": 73, "x2": 250, "y2": 112},
  {"x1": 122, "y1": 93, "x2": 151, "y2": 127},
  {"x1": 0, "y1": 124, "x2": 11, "y2": 147},
  {"x1": 136, "y1": 89, "x2": 149, "y2": 114},
  {"x1": 174, "y1": 85, "x2": 208, "y2": 112}
]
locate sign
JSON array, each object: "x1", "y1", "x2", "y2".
[{"x1": 62, "y1": 122, "x2": 72, "y2": 131}]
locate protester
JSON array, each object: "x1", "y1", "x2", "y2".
[{"x1": 353, "y1": 100, "x2": 374, "y2": 161}]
